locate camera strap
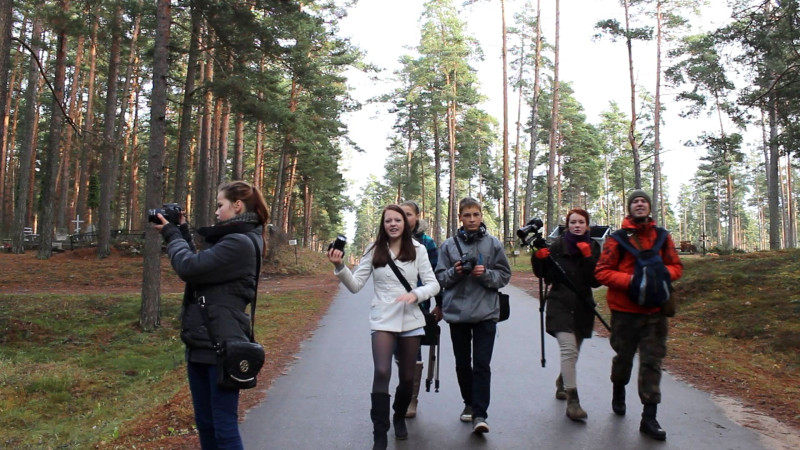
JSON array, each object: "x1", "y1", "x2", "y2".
[
  {"x1": 387, "y1": 256, "x2": 413, "y2": 293},
  {"x1": 453, "y1": 234, "x2": 465, "y2": 257}
]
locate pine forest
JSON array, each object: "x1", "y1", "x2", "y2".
[{"x1": 1, "y1": 1, "x2": 799, "y2": 285}]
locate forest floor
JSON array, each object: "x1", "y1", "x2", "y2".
[{"x1": 1, "y1": 247, "x2": 798, "y2": 448}]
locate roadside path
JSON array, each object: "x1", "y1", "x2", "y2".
[{"x1": 240, "y1": 281, "x2": 770, "y2": 449}]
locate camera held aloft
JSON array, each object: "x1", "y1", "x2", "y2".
[
  {"x1": 148, "y1": 203, "x2": 183, "y2": 225},
  {"x1": 328, "y1": 234, "x2": 347, "y2": 257}
]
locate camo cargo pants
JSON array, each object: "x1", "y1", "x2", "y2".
[{"x1": 609, "y1": 310, "x2": 668, "y2": 404}]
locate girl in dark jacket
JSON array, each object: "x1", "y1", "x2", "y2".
[
  {"x1": 154, "y1": 181, "x2": 269, "y2": 449},
  {"x1": 532, "y1": 208, "x2": 601, "y2": 421}
]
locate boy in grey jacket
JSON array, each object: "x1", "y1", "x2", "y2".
[{"x1": 435, "y1": 197, "x2": 512, "y2": 434}]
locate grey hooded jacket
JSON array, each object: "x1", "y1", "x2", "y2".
[{"x1": 435, "y1": 231, "x2": 511, "y2": 323}]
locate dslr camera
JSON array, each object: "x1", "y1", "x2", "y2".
[
  {"x1": 327, "y1": 234, "x2": 347, "y2": 256},
  {"x1": 517, "y1": 217, "x2": 547, "y2": 249},
  {"x1": 459, "y1": 254, "x2": 478, "y2": 274},
  {"x1": 148, "y1": 203, "x2": 183, "y2": 225}
]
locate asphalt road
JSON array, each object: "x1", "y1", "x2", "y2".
[{"x1": 240, "y1": 280, "x2": 769, "y2": 450}]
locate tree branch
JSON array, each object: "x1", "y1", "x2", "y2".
[{"x1": 12, "y1": 36, "x2": 81, "y2": 136}]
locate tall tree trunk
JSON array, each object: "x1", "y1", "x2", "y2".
[
  {"x1": 113, "y1": 2, "x2": 142, "y2": 228},
  {"x1": 786, "y1": 152, "x2": 796, "y2": 248},
  {"x1": 524, "y1": 0, "x2": 542, "y2": 223},
  {"x1": 500, "y1": 0, "x2": 510, "y2": 241},
  {"x1": 233, "y1": 112, "x2": 244, "y2": 180},
  {"x1": 127, "y1": 86, "x2": 141, "y2": 230},
  {"x1": 175, "y1": 7, "x2": 201, "y2": 208},
  {"x1": 76, "y1": 18, "x2": 98, "y2": 228},
  {"x1": 0, "y1": 0, "x2": 13, "y2": 236},
  {"x1": 37, "y1": 2, "x2": 69, "y2": 259},
  {"x1": 254, "y1": 120, "x2": 264, "y2": 189},
  {"x1": 546, "y1": 0, "x2": 560, "y2": 232},
  {"x1": 3, "y1": 20, "x2": 28, "y2": 234},
  {"x1": 57, "y1": 33, "x2": 85, "y2": 233},
  {"x1": 652, "y1": 0, "x2": 663, "y2": 223},
  {"x1": 623, "y1": 0, "x2": 642, "y2": 188},
  {"x1": 11, "y1": 18, "x2": 41, "y2": 254},
  {"x1": 97, "y1": 3, "x2": 123, "y2": 258},
  {"x1": 433, "y1": 113, "x2": 442, "y2": 243},
  {"x1": 218, "y1": 98, "x2": 231, "y2": 183},
  {"x1": 194, "y1": 46, "x2": 213, "y2": 228},
  {"x1": 303, "y1": 179, "x2": 312, "y2": 247},
  {"x1": 141, "y1": 0, "x2": 171, "y2": 331}
]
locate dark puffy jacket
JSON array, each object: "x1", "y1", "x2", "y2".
[
  {"x1": 532, "y1": 236, "x2": 601, "y2": 339},
  {"x1": 162, "y1": 222, "x2": 264, "y2": 364}
]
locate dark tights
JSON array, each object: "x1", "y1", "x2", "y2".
[{"x1": 371, "y1": 331, "x2": 422, "y2": 394}]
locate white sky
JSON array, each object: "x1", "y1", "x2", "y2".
[{"x1": 338, "y1": 0, "x2": 736, "y2": 236}]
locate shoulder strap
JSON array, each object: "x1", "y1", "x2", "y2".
[
  {"x1": 387, "y1": 256, "x2": 413, "y2": 292},
  {"x1": 244, "y1": 234, "x2": 261, "y2": 342},
  {"x1": 610, "y1": 230, "x2": 640, "y2": 255},
  {"x1": 652, "y1": 227, "x2": 669, "y2": 251},
  {"x1": 453, "y1": 234, "x2": 464, "y2": 255},
  {"x1": 611, "y1": 227, "x2": 669, "y2": 256}
]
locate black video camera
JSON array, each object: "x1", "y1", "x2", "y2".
[
  {"x1": 516, "y1": 217, "x2": 547, "y2": 249},
  {"x1": 459, "y1": 254, "x2": 478, "y2": 274},
  {"x1": 148, "y1": 203, "x2": 183, "y2": 225},
  {"x1": 327, "y1": 235, "x2": 347, "y2": 256}
]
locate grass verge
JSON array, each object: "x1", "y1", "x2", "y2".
[{"x1": 510, "y1": 248, "x2": 800, "y2": 430}]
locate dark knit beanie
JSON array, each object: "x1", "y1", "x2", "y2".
[{"x1": 627, "y1": 189, "x2": 652, "y2": 215}]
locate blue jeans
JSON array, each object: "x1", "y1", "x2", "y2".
[
  {"x1": 187, "y1": 361, "x2": 243, "y2": 450},
  {"x1": 449, "y1": 320, "x2": 497, "y2": 419}
]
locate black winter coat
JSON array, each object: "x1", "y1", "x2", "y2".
[
  {"x1": 531, "y1": 236, "x2": 601, "y2": 339},
  {"x1": 162, "y1": 222, "x2": 264, "y2": 364}
]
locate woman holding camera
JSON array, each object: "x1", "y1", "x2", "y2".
[
  {"x1": 327, "y1": 204, "x2": 440, "y2": 450},
  {"x1": 154, "y1": 180, "x2": 269, "y2": 449},
  {"x1": 532, "y1": 208, "x2": 601, "y2": 421}
]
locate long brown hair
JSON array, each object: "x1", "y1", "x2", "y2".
[
  {"x1": 218, "y1": 181, "x2": 269, "y2": 251},
  {"x1": 371, "y1": 204, "x2": 416, "y2": 267}
]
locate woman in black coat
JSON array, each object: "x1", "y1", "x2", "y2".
[
  {"x1": 154, "y1": 180, "x2": 269, "y2": 450},
  {"x1": 532, "y1": 208, "x2": 601, "y2": 421}
]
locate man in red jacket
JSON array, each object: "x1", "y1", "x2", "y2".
[{"x1": 595, "y1": 189, "x2": 683, "y2": 441}]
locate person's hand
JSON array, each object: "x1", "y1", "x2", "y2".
[
  {"x1": 432, "y1": 305, "x2": 443, "y2": 322},
  {"x1": 470, "y1": 265, "x2": 485, "y2": 277},
  {"x1": 535, "y1": 248, "x2": 550, "y2": 259},
  {"x1": 576, "y1": 242, "x2": 592, "y2": 258},
  {"x1": 396, "y1": 292, "x2": 418, "y2": 304},
  {"x1": 152, "y1": 213, "x2": 169, "y2": 232},
  {"x1": 454, "y1": 260, "x2": 465, "y2": 275},
  {"x1": 327, "y1": 248, "x2": 344, "y2": 267}
]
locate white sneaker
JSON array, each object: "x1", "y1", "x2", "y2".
[
  {"x1": 460, "y1": 405, "x2": 473, "y2": 422},
  {"x1": 473, "y1": 417, "x2": 489, "y2": 434}
]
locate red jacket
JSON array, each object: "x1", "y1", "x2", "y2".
[{"x1": 595, "y1": 217, "x2": 683, "y2": 314}]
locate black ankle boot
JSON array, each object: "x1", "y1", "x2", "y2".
[
  {"x1": 371, "y1": 393, "x2": 391, "y2": 450},
  {"x1": 612, "y1": 383, "x2": 626, "y2": 416},
  {"x1": 640, "y1": 403, "x2": 667, "y2": 441}
]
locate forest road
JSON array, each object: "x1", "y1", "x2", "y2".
[{"x1": 240, "y1": 280, "x2": 772, "y2": 450}]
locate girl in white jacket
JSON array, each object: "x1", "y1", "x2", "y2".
[{"x1": 327, "y1": 204, "x2": 439, "y2": 450}]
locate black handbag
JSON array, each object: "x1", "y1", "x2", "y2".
[
  {"x1": 386, "y1": 257, "x2": 440, "y2": 346},
  {"x1": 498, "y1": 291, "x2": 510, "y2": 322},
  {"x1": 200, "y1": 234, "x2": 265, "y2": 390}
]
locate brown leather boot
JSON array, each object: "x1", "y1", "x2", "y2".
[
  {"x1": 406, "y1": 361, "x2": 424, "y2": 418},
  {"x1": 566, "y1": 388, "x2": 588, "y2": 421},
  {"x1": 555, "y1": 374, "x2": 567, "y2": 400}
]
